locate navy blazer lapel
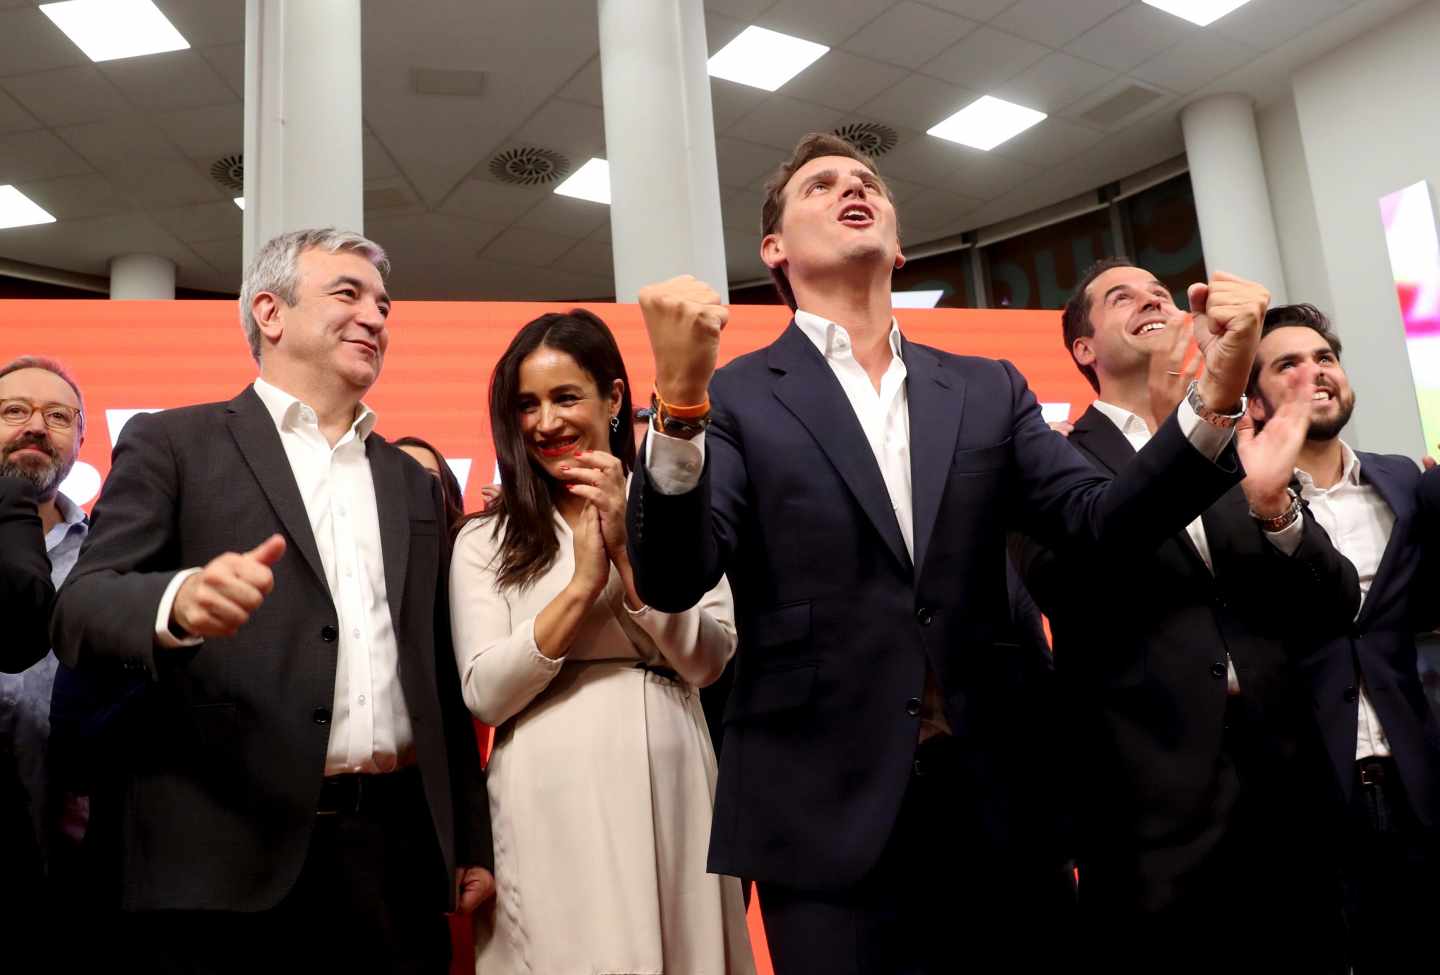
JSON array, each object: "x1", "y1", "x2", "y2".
[
  {"x1": 1069, "y1": 406, "x2": 1134, "y2": 478},
  {"x1": 1357, "y1": 452, "x2": 1415, "y2": 627},
  {"x1": 1073, "y1": 405, "x2": 1211, "y2": 569},
  {"x1": 225, "y1": 386, "x2": 328, "y2": 588},
  {"x1": 767, "y1": 322, "x2": 912, "y2": 575},
  {"x1": 903, "y1": 339, "x2": 963, "y2": 578},
  {"x1": 367, "y1": 435, "x2": 411, "y2": 636}
]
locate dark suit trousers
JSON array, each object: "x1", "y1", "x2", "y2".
[
  {"x1": 757, "y1": 735, "x2": 1076, "y2": 975},
  {"x1": 1343, "y1": 757, "x2": 1440, "y2": 975},
  {"x1": 122, "y1": 768, "x2": 450, "y2": 975}
]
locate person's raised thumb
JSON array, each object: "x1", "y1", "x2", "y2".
[{"x1": 246, "y1": 533, "x2": 287, "y2": 566}]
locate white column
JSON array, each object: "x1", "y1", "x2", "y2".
[
  {"x1": 597, "y1": 0, "x2": 728, "y2": 301},
  {"x1": 242, "y1": 0, "x2": 364, "y2": 267},
  {"x1": 109, "y1": 254, "x2": 175, "y2": 299},
  {"x1": 1180, "y1": 94, "x2": 1288, "y2": 302}
]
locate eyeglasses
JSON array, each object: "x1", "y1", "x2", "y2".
[{"x1": 0, "y1": 399, "x2": 82, "y2": 432}]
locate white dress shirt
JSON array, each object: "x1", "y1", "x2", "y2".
[
  {"x1": 1293, "y1": 441, "x2": 1394, "y2": 759},
  {"x1": 154, "y1": 378, "x2": 413, "y2": 775},
  {"x1": 645, "y1": 310, "x2": 1237, "y2": 737}
]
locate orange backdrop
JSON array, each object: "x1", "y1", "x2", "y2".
[
  {"x1": 0, "y1": 299, "x2": 1092, "y2": 974},
  {"x1": 0, "y1": 300, "x2": 1094, "y2": 515}
]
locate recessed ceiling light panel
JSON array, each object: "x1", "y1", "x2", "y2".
[
  {"x1": 1141, "y1": 0, "x2": 1254, "y2": 27},
  {"x1": 0, "y1": 186, "x2": 57, "y2": 230},
  {"x1": 553, "y1": 158, "x2": 611, "y2": 206},
  {"x1": 40, "y1": 0, "x2": 189, "y2": 63},
  {"x1": 707, "y1": 26, "x2": 828, "y2": 92},
  {"x1": 927, "y1": 96, "x2": 1047, "y2": 151}
]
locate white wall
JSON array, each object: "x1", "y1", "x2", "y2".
[{"x1": 1287, "y1": 0, "x2": 1440, "y2": 456}]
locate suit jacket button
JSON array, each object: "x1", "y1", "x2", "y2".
[
  {"x1": 1209, "y1": 662, "x2": 1227, "y2": 680},
  {"x1": 1343, "y1": 686, "x2": 1359, "y2": 704},
  {"x1": 906, "y1": 697, "x2": 922, "y2": 716},
  {"x1": 312, "y1": 707, "x2": 332, "y2": 725},
  {"x1": 915, "y1": 607, "x2": 934, "y2": 626},
  {"x1": 320, "y1": 625, "x2": 338, "y2": 642}
]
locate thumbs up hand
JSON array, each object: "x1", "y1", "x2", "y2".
[{"x1": 170, "y1": 533, "x2": 287, "y2": 639}]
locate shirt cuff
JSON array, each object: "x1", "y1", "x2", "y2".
[
  {"x1": 1262, "y1": 514, "x2": 1303, "y2": 555},
  {"x1": 1175, "y1": 397, "x2": 1236, "y2": 462},
  {"x1": 644, "y1": 429, "x2": 705, "y2": 496},
  {"x1": 155, "y1": 568, "x2": 204, "y2": 648}
]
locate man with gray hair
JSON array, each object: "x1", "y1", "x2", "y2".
[{"x1": 53, "y1": 229, "x2": 493, "y2": 972}]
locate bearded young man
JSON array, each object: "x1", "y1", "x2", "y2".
[{"x1": 1249, "y1": 303, "x2": 1440, "y2": 975}]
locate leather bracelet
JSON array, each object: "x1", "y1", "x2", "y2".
[
  {"x1": 650, "y1": 392, "x2": 710, "y2": 438},
  {"x1": 1250, "y1": 488, "x2": 1300, "y2": 532},
  {"x1": 654, "y1": 389, "x2": 710, "y2": 419}
]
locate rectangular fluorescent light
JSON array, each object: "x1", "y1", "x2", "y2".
[
  {"x1": 708, "y1": 26, "x2": 828, "y2": 92},
  {"x1": 892, "y1": 290, "x2": 944, "y2": 309},
  {"x1": 0, "y1": 186, "x2": 57, "y2": 230},
  {"x1": 1141, "y1": 0, "x2": 1253, "y2": 27},
  {"x1": 928, "y1": 95, "x2": 1047, "y2": 151},
  {"x1": 233, "y1": 197, "x2": 244, "y2": 210},
  {"x1": 553, "y1": 158, "x2": 611, "y2": 206},
  {"x1": 40, "y1": 0, "x2": 189, "y2": 63}
]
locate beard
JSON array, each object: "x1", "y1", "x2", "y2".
[
  {"x1": 1307, "y1": 389, "x2": 1357, "y2": 442},
  {"x1": 0, "y1": 433, "x2": 74, "y2": 500}
]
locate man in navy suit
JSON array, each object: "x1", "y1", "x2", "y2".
[
  {"x1": 1248, "y1": 303, "x2": 1440, "y2": 975},
  {"x1": 625, "y1": 132, "x2": 1293, "y2": 974}
]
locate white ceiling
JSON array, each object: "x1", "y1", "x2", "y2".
[{"x1": 0, "y1": 0, "x2": 1421, "y2": 299}]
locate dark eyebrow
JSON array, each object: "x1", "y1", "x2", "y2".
[{"x1": 1101, "y1": 278, "x2": 1167, "y2": 303}]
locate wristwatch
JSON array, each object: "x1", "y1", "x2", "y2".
[
  {"x1": 1186, "y1": 381, "x2": 1246, "y2": 429},
  {"x1": 650, "y1": 391, "x2": 711, "y2": 439},
  {"x1": 1250, "y1": 488, "x2": 1301, "y2": 532}
]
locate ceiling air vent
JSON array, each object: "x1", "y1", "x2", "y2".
[
  {"x1": 834, "y1": 122, "x2": 898, "y2": 158},
  {"x1": 210, "y1": 154, "x2": 243, "y2": 192},
  {"x1": 488, "y1": 146, "x2": 571, "y2": 186}
]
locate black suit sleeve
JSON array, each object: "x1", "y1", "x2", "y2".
[
  {"x1": 0, "y1": 475, "x2": 54, "y2": 673},
  {"x1": 1413, "y1": 464, "x2": 1440, "y2": 631},
  {"x1": 1001, "y1": 361, "x2": 1241, "y2": 559},
  {"x1": 629, "y1": 397, "x2": 749, "y2": 614},
  {"x1": 1252, "y1": 512, "x2": 1360, "y2": 640},
  {"x1": 51, "y1": 411, "x2": 184, "y2": 677}
]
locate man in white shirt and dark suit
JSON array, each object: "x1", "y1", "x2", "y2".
[
  {"x1": 1013, "y1": 263, "x2": 1359, "y2": 974},
  {"x1": 1248, "y1": 303, "x2": 1440, "y2": 975},
  {"x1": 624, "y1": 133, "x2": 1297, "y2": 974},
  {"x1": 51, "y1": 229, "x2": 493, "y2": 972}
]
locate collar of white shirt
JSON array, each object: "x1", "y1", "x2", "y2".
[
  {"x1": 252, "y1": 376, "x2": 376, "y2": 442},
  {"x1": 1090, "y1": 400, "x2": 1152, "y2": 441},
  {"x1": 794, "y1": 309, "x2": 904, "y2": 363},
  {"x1": 1295, "y1": 439, "x2": 1362, "y2": 492}
]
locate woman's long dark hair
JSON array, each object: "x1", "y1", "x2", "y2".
[
  {"x1": 392, "y1": 435, "x2": 466, "y2": 541},
  {"x1": 475, "y1": 309, "x2": 635, "y2": 590}
]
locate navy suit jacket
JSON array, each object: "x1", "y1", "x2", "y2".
[
  {"x1": 628, "y1": 322, "x2": 1241, "y2": 891},
  {"x1": 1299, "y1": 453, "x2": 1440, "y2": 825},
  {"x1": 1013, "y1": 405, "x2": 1358, "y2": 913}
]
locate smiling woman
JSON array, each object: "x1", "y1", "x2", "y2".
[{"x1": 447, "y1": 309, "x2": 753, "y2": 974}]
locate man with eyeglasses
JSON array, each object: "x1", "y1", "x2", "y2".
[{"x1": 0, "y1": 355, "x2": 88, "y2": 946}]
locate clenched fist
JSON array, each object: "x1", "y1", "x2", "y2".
[
  {"x1": 636, "y1": 275, "x2": 729, "y2": 407},
  {"x1": 170, "y1": 533, "x2": 286, "y2": 639},
  {"x1": 1189, "y1": 271, "x2": 1270, "y2": 414}
]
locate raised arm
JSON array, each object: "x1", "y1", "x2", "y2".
[{"x1": 0, "y1": 476, "x2": 54, "y2": 673}]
